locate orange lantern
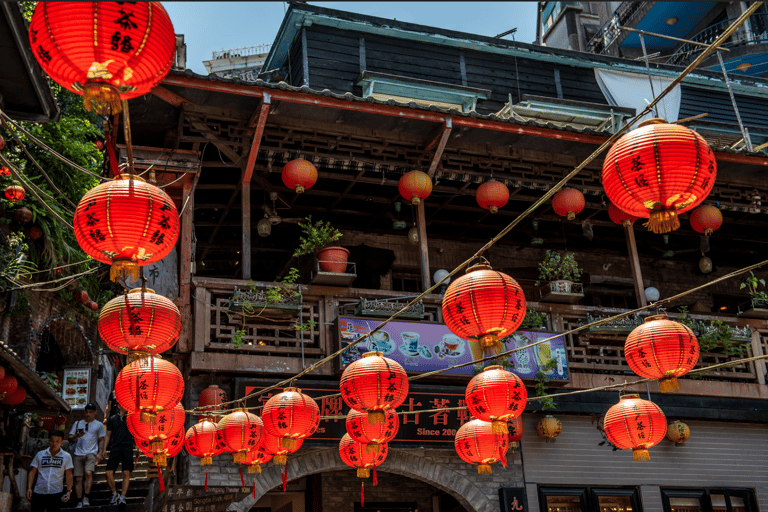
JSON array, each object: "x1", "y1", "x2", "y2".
[
  {"x1": 114, "y1": 356, "x2": 184, "y2": 423},
  {"x1": 184, "y1": 420, "x2": 223, "y2": 466},
  {"x1": 281, "y1": 159, "x2": 318, "y2": 193},
  {"x1": 127, "y1": 404, "x2": 185, "y2": 453},
  {"x1": 0, "y1": 167, "x2": 10, "y2": 177},
  {"x1": 198, "y1": 384, "x2": 228, "y2": 422},
  {"x1": 4, "y1": 185, "x2": 25, "y2": 202},
  {"x1": 346, "y1": 409, "x2": 399, "y2": 453},
  {"x1": 340, "y1": 352, "x2": 409, "y2": 424},
  {"x1": 465, "y1": 366, "x2": 527, "y2": 435},
  {"x1": 339, "y1": 433, "x2": 387, "y2": 478},
  {"x1": 216, "y1": 409, "x2": 263, "y2": 463},
  {"x1": 261, "y1": 431, "x2": 303, "y2": 466},
  {"x1": 242, "y1": 441, "x2": 273, "y2": 474},
  {"x1": 507, "y1": 415, "x2": 523, "y2": 452},
  {"x1": 136, "y1": 429, "x2": 183, "y2": 467},
  {"x1": 262, "y1": 388, "x2": 319, "y2": 450},
  {"x1": 398, "y1": 171, "x2": 432, "y2": 205},
  {"x1": 624, "y1": 314, "x2": 699, "y2": 393},
  {"x1": 608, "y1": 202, "x2": 638, "y2": 226},
  {"x1": 536, "y1": 415, "x2": 562, "y2": 442},
  {"x1": 603, "y1": 394, "x2": 666, "y2": 461},
  {"x1": 454, "y1": 418, "x2": 509, "y2": 474},
  {"x1": 689, "y1": 205, "x2": 723, "y2": 236},
  {"x1": 476, "y1": 180, "x2": 509, "y2": 214},
  {"x1": 666, "y1": 420, "x2": 691, "y2": 446},
  {"x1": 552, "y1": 188, "x2": 585, "y2": 220}
]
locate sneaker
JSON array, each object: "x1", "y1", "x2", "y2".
[
  {"x1": 76, "y1": 502, "x2": 84, "y2": 509},
  {"x1": 82, "y1": 497, "x2": 90, "y2": 506},
  {"x1": 110, "y1": 492, "x2": 119, "y2": 505},
  {"x1": 118, "y1": 495, "x2": 126, "y2": 505}
]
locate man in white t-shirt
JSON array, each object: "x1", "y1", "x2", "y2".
[
  {"x1": 27, "y1": 430, "x2": 73, "y2": 512},
  {"x1": 67, "y1": 403, "x2": 106, "y2": 508}
]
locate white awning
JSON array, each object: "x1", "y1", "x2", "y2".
[{"x1": 595, "y1": 68, "x2": 682, "y2": 124}]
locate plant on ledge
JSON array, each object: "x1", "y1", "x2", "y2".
[
  {"x1": 293, "y1": 216, "x2": 343, "y2": 257},
  {"x1": 740, "y1": 271, "x2": 768, "y2": 307},
  {"x1": 521, "y1": 308, "x2": 548, "y2": 330},
  {"x1": 676, "y1": 306, "x2": 750, "y2": 357},
  {"x1": 535, "y1": 250, "x2": 582, "y2": 287}
]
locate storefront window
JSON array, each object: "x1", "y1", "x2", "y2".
[
  {"x1": 661, "y1": 489, "x2": 756, "y2": 512},
  {"x1": 598, "y1": 495, "x2": 633, "y2": 512},
  {"x1": 669, "y1": 497, "x2": 703, "y2": 512},
  {"x1": 545, "y1": 494, "x2": 584, "y2": 512},
  {"x1": 539, "y1": 487, "x2": 639, "y2": 512}
]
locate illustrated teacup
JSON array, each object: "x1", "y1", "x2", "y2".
[
  {"x1": 369, "y1": 331, "x2": 391, "y2": 352},
  {"x1": 441, "y1": 334, "x2": 464, "y2": 354},
  {"x1": 401, "y1": 332, "x2": 420, "y2": 355}
]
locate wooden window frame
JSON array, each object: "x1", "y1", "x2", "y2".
[
  {"x1": 661, "y1": 488, "x2": 758, "y2": 512},
  {"x1": 539, "y1": 486, "x2": 641, "y2": 512}
]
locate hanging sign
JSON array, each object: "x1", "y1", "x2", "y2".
[
  {"x1": 62, "y1": 368, "x2": 90, "y2": 410},
  {"x1": 499, "y1": 487, "x2": 528, "y2": 512}
]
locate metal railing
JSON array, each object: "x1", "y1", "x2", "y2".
[
  {"x1": 212, "y1": 44, "x2": 272, "y2": 60},
  {"x1": 586, "y1": 2, "x2": 647, "y2": 54}
]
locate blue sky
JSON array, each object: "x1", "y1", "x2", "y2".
[{"x1": 163, "y1": 2, "x2": 539, "y2": 74}]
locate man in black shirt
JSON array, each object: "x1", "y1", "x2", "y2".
[{"x1": 99, "y1": 405, "x2": 134, "y2": 506}]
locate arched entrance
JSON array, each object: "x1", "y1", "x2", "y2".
[{"x1": 36, "y1": 317, "x2": 95, "y2": 372}]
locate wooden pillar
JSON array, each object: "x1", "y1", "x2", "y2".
[
  {"x1": 242, "y1": 182, "x2": 251, "y2": 279},
  {"x1": 417, "y1": 201, "x2": 430, "y2": 292},
  {"x1": 624, "y1": 223, "x2": 647, "y2": 307},
  {"x1": 750, "y1": 329, "x2": 765, "y2": 385},
  {"x1": 178, "y1": 179, "x2": 194, "y2": 352}
]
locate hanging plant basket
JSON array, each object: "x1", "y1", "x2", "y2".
[{"x1": 228, "y1": 286, "x2": 303, "y2": 320}]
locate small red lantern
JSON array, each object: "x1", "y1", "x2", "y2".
[
  {"x1": 198, "y1": 384, "x2": 228, "y2": 422},
  {"x1": 454, "y1": 418, "x2": 509, "y2": 474},
  {"x1": 216, "y1": 409, "x2": 263, "y2": 463},
  {"x1": 262, "y1": 388, "x2": 320, "y2": 450},
  {"x1": 465, "y1": 366, "x2": 527, "y2": 435},
  {"x1": 127, "y1": 404, "x2": 185, "y2": 453},
  {"x1": 98, "y1": 288, "x2": 181, "y2": 356},
  {"x1": 87, "y1": 301, "x2": 99, "y2": 311},
  {"x1": 114, "y1": 356, "x2": 184, "y2": 423},
  {"x1": 442, "y1": 263, "x2": 526, "y2": 353},
  {"x1": 0, "y1": 167, "x2": 9, "y2": 177},
  {"x1": 73, "y1": 175, "x2": 180, "y2": 282},
  {"x1": 689, "y1": 205, "x2": 723, "y2": 236},
  {"x1": 603, "y1": 394, "x2": 666, "y2": 461},
  {"x1": 4, "y1": 185, "x2": 25, "y2": 202},
  {"x1": 552, "y1": 188, "x2": 585, "y2": 220},
  {"x1": 346, "y1": 409, "x2": 399, "y2": 453},
  {"x1": 602, "y1": 119, "x2": 716, "y2": 234},
  {"x1": 184, "y1": 420, "x2": 223, "y2": 466},
  {"x1": 1, "y1": 386, "x2": 26, "y2": 406},
  {"x1": 75, "y1": 290, "x2": 89, "y2": 303},
  {"x1": 507, "y1": 416, "x2": 523, "y2": 452},
  {"x1": 339, "y1": 433, "x2": 388, "y2": 478},
  {"x1": 398, "y1": 171, "x2": 432, "y2": 205},
  {"x1": 624, "y1": 314, "x2": 699, "y2": 393},
  {"x1": 95, "y1": 140, "x2": 104, "y2": 150},
  {"x1": 281, "y1": 159, "x2": 318, "y2": 194},
  {"x1": 0, "y1": 375, "x2": 18, "y2": 400},
  {"x1": 243, "y1": 444, "x2": 273, "y2": 474},
  {"x1": 261, "y1": 432, "x2": 303, "y2": 466},
  {"x1": 13, "y1": 207, "x2": 32, "y2": 224},
  {"x1": 608, "y1": 202, "x2": 638, "y2": 226},
  {"x1": 24, "y1": 226, "x2": 43, "y2": 240},
  {"x1": 476, "y1": 180, "x2": 509, "y2": 214},
  {"x1": 29, "y1": 2, "x2": 176, "y2": 115},
  {"x1": 137, "y1": 429, "x2": 184, "y2": 467},
  {"x1": 340, "y1": 352, "x2": 409, "y2": 424}
]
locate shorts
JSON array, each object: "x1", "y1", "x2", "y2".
[
  {"x1": 31, "y1": 491, "x2": 64, "y2": 512},
  {"x1": 105, "y1": 447, "x2": 134, "y2": 472},
  {"x1": 73, "y1": 453, "x2": 97, "y2": 477}
]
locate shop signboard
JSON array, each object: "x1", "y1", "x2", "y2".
[
  {"x1": 338, "y1": 316, "x2": 569, "y2": 381},
  {"x1": 62, "y1": 368, "x2": 90, "y2": 410},
  {"x1": 499, "y1": 487, "x2": 528, "y2": 512},
  {"x1": 153, "y1": 485, "x2": 258, "y2": 512}
]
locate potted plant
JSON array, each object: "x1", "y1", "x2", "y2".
[
  {"x1": 536, "y1": 250, "x2": 583, "y2": 302},
  {"x1": 293, "y1": 216, "x2": 348, "y2": 273},
  {"x1": 738, "y1": 271, "x2": 768, "y2": 318}
]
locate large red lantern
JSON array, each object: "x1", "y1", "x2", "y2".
[
  {"x1": 454, "y1": 418, "x2": 509, "y2": 474},
  {"x1": 688, "y1": 205, "x2": 723, "y2": 236},
  {"x1": 99, "y1": 288, "x2": 181, "y2": 356},
  {"x1": 465, "y1": 366, "x2": 527, "y2": 435},
  {"x1": 73, "y1": 175, "x2": 180, "y2": 282},
  {"x1": 242, "y1": 442, "x2": 273, "y2": 474},
  {"x1": 442, "y1": 263, "x2": 526, "y2": 354},
  {"x1": 282, "y1": 159, "x2": 318, "y2": 194},
  {"x1": 602, "y1": 119, "x2": 716, "y2": 234},
  {"x1": 346, "y1": 409, "x2": 399, "y2": 453},
  {"x1": 261, "y1": 432, "x2": 303, "y2": 466},
  {"x1": 29, "y1": 2, "x2": 176, "y2": 115},
  {"x1": 398, "y1": 171, "x2": 432, "y2": 205},
  {"x1": 339, "y1": 433, "x2": 388, "y2": 478},
  {"x1": 184, "y1": 420, "x2": 223, "y2": 466},
  {"x1": 552, "y1": 188, "x2": 585, "y2": 220},
  {"x1": 262, "y1": 388, "x2": 320, "y2": 450},
  {"x1": 137, "y1": 429, "x2": 183, "y2": 466},
  {"x1": 198, "y1": 384, "x2": 228, "y2": 422},
  {"x1": 4, "y1": 185, "x2": 25, "y2": 202},
  {"x1": 608, "y1": 202, "x2": 638, "y2": 226},
  {"x1": 624, "y1": 314, "x2": 699, "y2": 393},
  {"x1": 127, "y1": 404, "x2": 185, "y2": 452},
  {"x1": 340, "y1": 352, "x2": 409, "y2": 424},
  {"x1": 1, "y1": 387, "x2": 26, "y2": 406},
  {"x1": 216, "y1": 409, "x2": 263, "y2": 463},
  {"x1": 507, "y1": 416, "x2": 524, "y2": 452},
  {"x1": 114, "y1": 356, "x2": 184, "y2": 423},
  {"x1": 603, "y1": 394, "x2": 666, "y2": 461},
  {"x1": 0, "y1": 375, "x2": 18, "y2": 400},
  {"x1": 476, "y1": 180, "x2": 509, "y2": 214}
]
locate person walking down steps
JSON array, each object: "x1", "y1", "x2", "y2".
[
  {"x1": 68, "y1": 403, "x2": 106, "y2": 508},
  {"x1": 27, "y1": 430, "x2": 73, "y2": 512},
  {"x1": 100, "y1": 404, "x2": 135, "y2": 507}
]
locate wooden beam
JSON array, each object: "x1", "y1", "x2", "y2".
[
  {"x1": 427, "y1": 118, "x2": 452, "y2": 178},
  {"x1": 242, "y1": 180, "x2": 251, "y2": 279},
  {"x1": 243, "y1": 93, "x2": 271, "y2": 184},
  {"x1": 624, "y1": 223, "x2": 647, "y2": 308},
  {"x1": 417, "y1": 201, "x2": 431, "y2": 291},
  {"x1": 178, "y1": 179, "x2": 194, "y2": 352}
]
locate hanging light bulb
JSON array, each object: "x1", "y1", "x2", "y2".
[
  {"x1": 257, "y1": 217, "x2": 272, "y2": 237},
  {"x1": 408, "y1": 227, "x2": 419, "y2": 246}
]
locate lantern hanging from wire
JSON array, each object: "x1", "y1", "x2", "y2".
[
  {"x1": 507, "y1": 415, "x2": 524, "y2": 452},
  {"x1": 398, "y1": 171, "x2": 432, "y2": 205},
  {"x1": 346, "y1": 408, "x2": 399, "y2": 453},
  {"x1": 602, "y1": 119, "x2": 716, "y2": 234},
  {"x1": 4, "y1": 185, "x2": 25, "y2": 202},
  {"x1": 99, "y1": 288, "x2": 181, "y2": 357},
  {"x1": 184, "y1": 419, "x2": 223, "y2": 466},
  {"x1": 282, "y1": 159, "x2": 318, "y2": 194},
  {"x1": 608, "y1": 202, "x2": 638, "y2": 226},
  {"x1": 552, "y1": 188, "x2": 585, "y2": 220},
  {"x1": 261, "y1": 431, "x2": 304, "y2": 466},
  {"x1": 442, "y1": 262, "x2": 526, "y2": 355},
  {"x1": 242, "y1": 440, "x2": 273, "y2": 474},
  {"x1": 476, "y1": 180, "x2": 509, "y2": 214},
  {"x1": 75, "y1": 290, "x2": 89, "y2": 303},
  {"x1": 127, "y1": 403, "x2": 185, "y2": 453},
  {"x1": 0, "y1": 375, "x2": 18, "y2": 401},
  {"x1": 536, "y1": 415, "x2": 562, "y2": 442},
  {"x1": 29, "y1": 2, "x2": 176, "y2": 115},
  {"x1": 262, "y1": 388, "x2": 320, "y2": 450},
  {"x1": 216, "y1": 409, "x2": 263, "y2": 463},
  {"x1": 0, "y1": 387, "x2": 26, "y2": 406},
  {"x1": 454, "y1": 418, "x2": 509, "y2": 474},
  {"x1": 137, "y1": 429, "x2": 184, "y2": 467},
  {"x1": 688, "y1": 205, "x2": 723, "y2": 236},
  {"x1": 666, "y1": 420, "x2": 691, "y2": 446},
  {"x1": 603, "y1": 394, "x2": 666, "y2": 461},
  {"x1": 339, "y1": 433, "x2": 387, "y2": 479},
  {"x1": 198, "y1": 384, "x2": 228, "y2": 422},
  {"x1": 624, "y1": 314, "x2": 699, "y2": 393},
  {"x1": 73, "y1": 175, "x2": 180, "y2": 282},
  {"x1": 465, "y1": 366, "x2": 527, "y2": 435},
  {"x1": 340, "y1": 352, "x2": 409, "y2": 424},
  {"x1": 114, "y1": 355, "x2": 184, "y2": 424},
  {"x1": 0, "y1": 167, "x2": 10, "y2": 177}
]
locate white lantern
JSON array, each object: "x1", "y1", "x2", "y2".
[{"x1": 644, "y1": 287, "x2": 660, "y2": 303}]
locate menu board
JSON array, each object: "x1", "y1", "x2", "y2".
[{"x1": 62, "y1": 368, "x2": 90, "y2": 409}]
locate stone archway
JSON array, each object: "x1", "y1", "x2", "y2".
[
  {"x1": 36, "y1": 317, "x2": 95, "y2": 371},
  {"x1": 226, "y1": 448, "x2": 499, "y2": 512}
]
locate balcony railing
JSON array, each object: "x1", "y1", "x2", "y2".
[{"x1": 586, "y1": 2, "x2": 647, "y2": 55}]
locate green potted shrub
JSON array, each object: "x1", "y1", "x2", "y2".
[
  {"x1": 738, "y1": 271, "x2": 768, "y2": 318},
  {"x1": 293, "y1": 216, "x2": 348, "y2": 273},
  {"x1": 536, "y1": 250, "x2": 583, "y2": 299}
]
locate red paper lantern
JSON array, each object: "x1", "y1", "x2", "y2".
[
  {"x1": 137, "y1": 429, "x2": 183, "y2": 467},
  {"x1": 476, "y1": 180, "x2": 509, "y2": 214},
  {"x1": 608, "y1": 202, "x2": 638, "y2": 226},
  {"x1": 4, "y1": 185, "x2": 25, "y2": 202},
  {"x1": 75, "y1": 290, "x2": 89, "y2": 303},
  {"x1": 689, "y1": 205, "x2": 723, "y2": 236},
  {"x1": 114, "y1": 356, "x2": 184, "y2": 423},
  {"x1": 624, "y1": 314, "x2": 699, "y2": 393},
  {"x1": 0, "y1": 167, "x2": 9, "y2": 177},
  {"x1": 0, "y1": 375, "x2": 18, "y2": 401},
  {"x1": 507, "y1": 415, "x2": 523, "y2": 451},
  {"x1": 281, "y1": 159, "x2": 318, "y2": 194},
  {"x1": 398, "y1": 171, "x2": 432, "y2": 205},
  {"x1": 602, "y1": 119, "x2": 716, "y2": 234},
  {"x1": 262, "y1": 388, "x2": 319, "y2": 450},
  {"x1": 95, "y1": 141, "x2": 104, "y2": 150},
  {"x1": 442, "y1": 263, "x2": 526, "y2": 353},
  {"x1": 346, "y1": 409, "x2": 399, "y2": 453},
  {"x1": 127, "y1": 404, "x2": 185, "y2": 452},
  {"x1": 603, "y1": 394, "x2": 666, "y2": 461},
  {"x1": 24, "y1": 226, "x2": 43, "y2": 240},
  {"x1": 465, "y1": 366, "x2": 527, "y2": 435},
  {"x1": 552, "y1": 188, "x2": 585, "y2": 220},
  {"x1": 261, "y1": 432, "x2": 303, "y2": 466},
  {"x1": 243, "y1": 441, "x2": 273, "y2": 473},
  {"x1": 29, "y1": 2, "x2": 176, "y2": 115},
  {"x1": 99, "y1": 288, "x2": 181, "y2": 356},
  {"x1": 0, "y1": 136, "x2": 4, "y2": 151},
  {"x1": 73, "y1": 175, "x2": 180, "y2": 282},
  {"x1": 216, "y1": 409, "x2": 263, "y2": 463},
  {"x1": 87, "y1": 301, "x2": 99, "y2": 311},
  {"x1": 198, "y1": 384, "x2": 227, "y2": 422},
  {"x1": 184, "y1": 420, "x2": 223, "y2": 466},
  {"x1": 13, "y1": 207, "x2": 32, "y2": 224},
  {"x1": 454, "y1": 418, "x2": 509, "y2": 474},
  {"x1": 340, "y1": 352, "x2": 409, "y2": 423},
  {"x1": 339, "y1": 433, "x2": 388, "y2": 478},
  {"x1": 1, "y1": 387, "x2": 26, "y2": 406}
]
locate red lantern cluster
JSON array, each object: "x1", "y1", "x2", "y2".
[
  {"x1": 454, "y1": 418, "x2": 509, "y2": 474},
  {"x1": 339, "y1": 433, "x2": 388, "y2": 478},
  {"x1": 398, "y1": 171, "x2": 432, "y2": 205},
  {"x1": 262, "y1": 388, "x2": 320, "y2": 450},
  {"x1": 137, "y1": 429, "x2": 184, "y2": 467},
  {"x1": 507, "y1": 416, "x2": 524, "y2": 452},
  {"x1": 128, "y1": 404, "x2": 185, "y2": 464},
  {"x1": 29, "y1": 2, "x2": 176, "y2": 115},
  {"x1": 476, "y1": 180, "x2": 509, "y2": 214},
  {"x1": 340, "y1": 352, "x2": 409, "y2": 424},
  {"x1": 552, "y1": 188, "x2": 585, "y2": 220},
  {"x1": 199, "y1": 384, "x2": 228, "y2": 422},
  {"x1": 216, "y1": 409, "x2": 263, "y2": 463},
  {"x1": 0, "y1": 374, "x2": 18, "y2": 401},
  {"x1": 243, "y1": 442, "x2": 273, "y2": 473},
  {"x1": 114, "y1": 356, "x2": 184, "y2": 424},
  {"x1": 608, "y1": 202, "x2": 638, "y2": 226},
  {"x1": 465, "y1": 366, "x2": 527, "y2": 435},
  {"x1": 282, "y1": 159, "x2": 318, "y2": 194},
  {"x1": 602, "y1": 119, "x2": 716, "y2": 234},
  {"x1": 0, "y1": 167, "x2": 10, "y2": 177},
  {"x1": 184, "y1": 420, "x2": 223, "y2": 466},
  {"x1": 261, "y1": 431, "x2": 303, "y2": 466},
  {"x1": 689, "y1": 205, "x2": 723, "y2": 236},
  {"x1": 603, "y1": 394, "x2": 666, "y2": 461}
]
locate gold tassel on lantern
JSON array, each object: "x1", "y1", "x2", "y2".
[
  {"x1": 273, "y1": 455, "x2": 287, "y2": 466},
  {"x1": 247, "y1": 464, "x2": 261, "y2": 474},
  {"x1": 280, "y1": 437, "x2": 296, "y2": 450},
  {"x1": 658, "y1": 373, "x2": 680, "y2": 393},
  {"x1": 233, "y1": 451, "x2": 246, "y2": 463},
  {"x1": 367, "y1": 411, "x2": 385, "y2": 425},
  {"x1": 153, "y1": 453, "x2": 167, "y2": 467},
  {"x1": 110, "y1": 258, "x2": 140, "y2": 282},
  {"x1": 151, "y1": 440, "x2": 164, "y2": 452},
  {"x1": 127, "y1": 351, "x2": 151, "y2": 364},
  {"x1": 492, "y1": 420, "x2": 509, "y2": 435},
  {"x1": 357, "y1": 468, "x2": 370, "y2": 478},
  {"x1": 477, "y1": 464, "x2": 492, "y2": 475},
  {"x1": 633, "y1": 448, "x2": 651, "y2": 462},
  {"x1": 200, "y1": 457, "x2": 212, "y2": 466},
  {"x1": 365, "y1": 443, "x2": 380, "y2": 454},
  {"x1": 644, "y1": 207, "x2": 680, "y2": 234},
  {"x1": 140, "y1": 411, "x2": 157, "y2": 425},
  {"x1": 81, "y1": 82, "x2": 123, "y2": 116}
]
